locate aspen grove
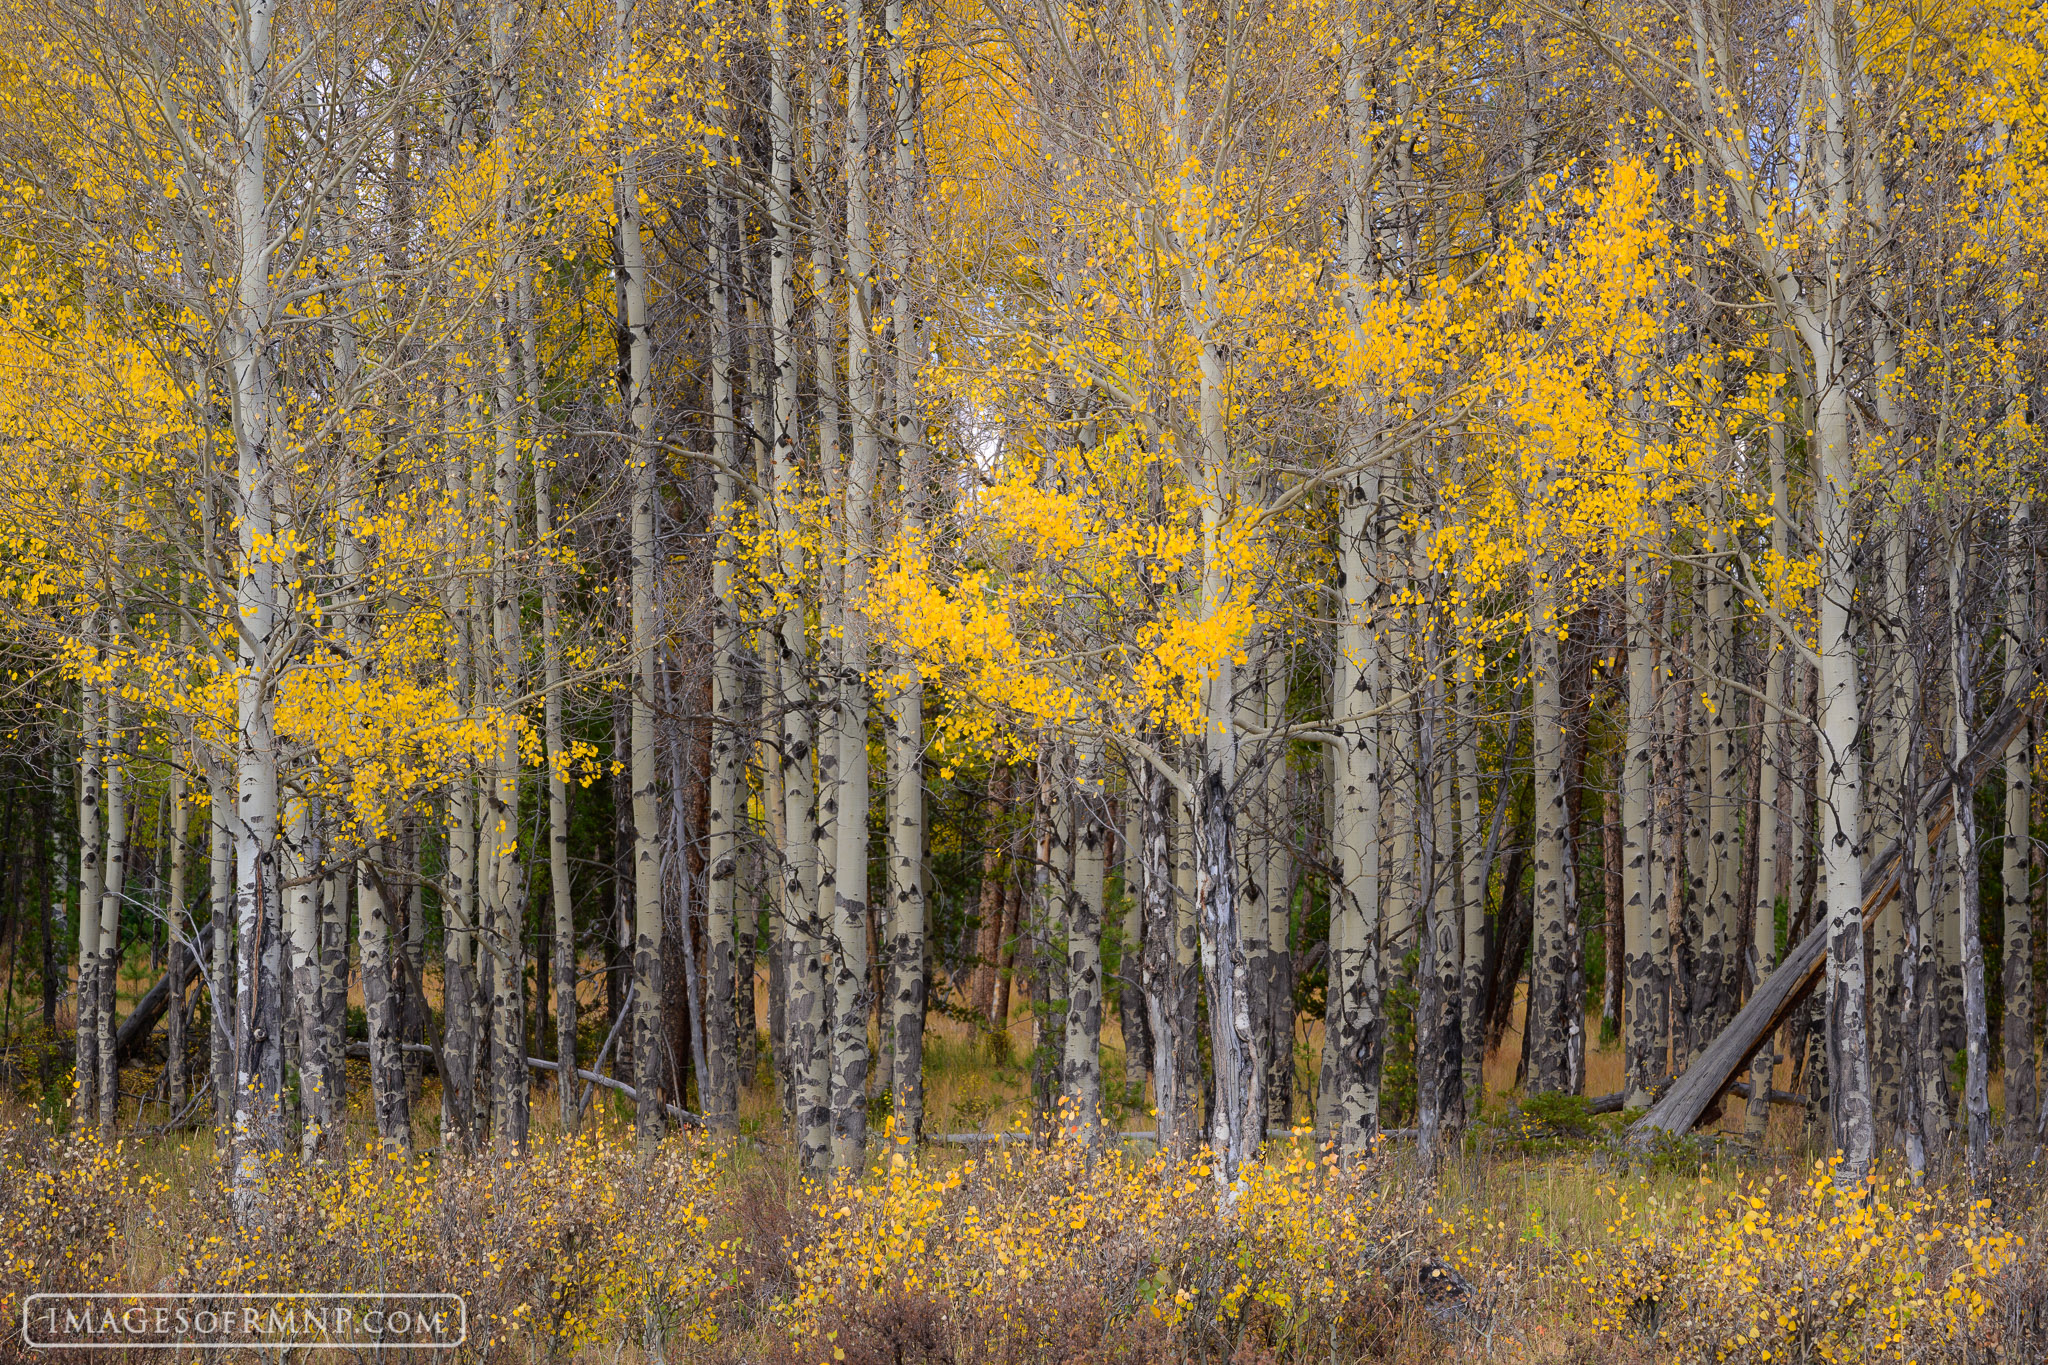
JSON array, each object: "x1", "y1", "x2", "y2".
[{"x1": 2, "y1": 0, "x2": 2048, "y2": 1280}]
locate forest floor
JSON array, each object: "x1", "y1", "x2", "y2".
[{"x1": 7, "y1": 1000, "x2": 2048, "y2": 1363}]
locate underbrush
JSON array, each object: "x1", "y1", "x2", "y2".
[{"x1": 4, "y1": 1112, "x2": 2047, "y2": 1363}]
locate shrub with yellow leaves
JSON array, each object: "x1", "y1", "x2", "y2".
[
  {"x1": 766, "y1": 1129, "x2": 1449, "y2": 1365},
  {"x1": 1575, "y1": 1159, "x2": 2019, "y2": 1363},
  {"x1": 0, "y1": 1121, "x2": 731, "y2": 1361}
]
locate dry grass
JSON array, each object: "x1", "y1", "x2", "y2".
[{"x1": 10, "y1": 993, "x2": 2048, "y2": 1365}]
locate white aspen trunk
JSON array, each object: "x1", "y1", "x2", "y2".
[
  {"x1": 1527, "y1": 559, "x2": 1572, "y2": 1094},
  {"x1": 1121, "y1": 795, "x2": 1149, "y2": 1107},
  {"x1": 527, "y1": 284, "x2": 579, "y2": 1136},
  {"x1": 884, "y1": 0, "x2": 928, "y2": 1145},
  {"x1": 2003, "y1": 491, "x2": 2035, "y2": 1148},
  {"x1": 224, "y1": 0, "x2": 285, "y2": 1219},
  {"x1": 614, "y1": 0, "x2": 665, "y2": 1155},
  {"x1": 486, "y1": 0, "x2": 529, "y2": 1154},
  {"x1": 703, "y1": 106, "x2": 742, "y2": 1132},
  {"x1": 1138, "y1": 759, "x2": 1189, "y2": 1151},
  {"x1": 1414, "y1": 663, "x2": 1448, "y2": 1172},
  {"x1": 1743, "y1": 370, "x2": 1790, "y2": 1146},
  {"x1": 829, "y1": 0, "x2": 879, "y2": 1162},
  {"x1": 1813, "y1": 362, "x2": 1872, "y2": 1182},
  {"x1": 1456, "y1": 673, "x2": 1487, "y2": 1115},
  {"x1": 207, "y1": 762, "x2": 233, "y2": 1137},
  {"x1": 167, "y1": 758, "x2": 190, "y2": 1113},
  {"x1": 1950, "y1": 533, "x2": 1991, "y2": 1183},
  {"x1": 765, "y1": 4, "x2": 827, "y2": 1167},
  {"x1": 96, "y1": 685, "x2": 125, "y2": 1134},
  {"x1": 1064, "y1": 736, "x2": 1106, "y2": 1145},
  {"x1": 284, "y1": 799, "x2": 331, "y2": 1159},
  {"x1": 319, "y1": 830, "x2": 348, "y2": 1133},
  {"x1": 1265, "y1": 663, "x2": 1296, "y2": 1127},
  {"x1": 1234, "y1": 662, "x2": 1269, "y2": 1119},
  {"x1": 75, "y1": 684, "x2": 102, "y2": 1131},
  {"x1": 1672, "y1": 0, "x2": 1870, "y2": 1177},
  {"x1": 1703, "y1": 519, "x2": 1741, "y2": 1043}
]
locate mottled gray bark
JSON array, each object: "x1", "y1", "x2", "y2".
[
  {"x1": 75, "y1": 690, "x2": 102, "y2": 1131},
  {"x1": 2004, "y1": 499, "x2": 2035, "y2": 1149},
  {"x1": 286, "y1": 800, "x2": 333, "y2": 1160},
  {"x1": 1950, "y1": 533, "x2": 1990, "y2": 1183},
  {"x1": 97, "y1": 687, "x2": 125, "y2": 1134},
  {"x1": 208, "y1": 764, "x2": 233, "y2": 1139},
  {"x1": 360, "y1": 843, "x2": 411, "y2": 1158},
  {"x1": 1139, "y1": 757, "x2": 1195, "y2": 1153},
  {"x1": 1064, "y1": 739, "x2": 1106, "y2": 1145},
  {"x1": 166, "y1": 768, "x2": 189, "y2": 1114},
  {"x1": 1527, "y1": 564, "x2": 1573, "y2": 1094},
  {"x1": 885, "y1": 0, "x2": 926, "y2": 1146}
]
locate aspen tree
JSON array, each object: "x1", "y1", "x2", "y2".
[
  {"x1": 616, "y1": 0, "x2": 666, "y2": 1155},
  {"x1": 883, "y1": 0, "x2": 928, "y2": 1143},
  {"x1": 1331, "y1": 6, "x2": 1388, "y2": 1159},
  {"x1": 1743, "y1": 343, "x2": 1792, "y2": 1148},
  {"x1": 1063, "y1": 734, "x2": 1106, "y2": 1144},
  {"x1": 529, "y1": 283, "x2": 579, "y2": 1135},
  {"x1": 2002, "y1": 448, "x2": 2035, "y2": 1151},
  {"x1": 74, "y1": 687, "x2": 101, "y2": 1130},
  {"x1": 701, "y1": 29, "x2": 743, "y2": 1133},
  {"x1": 830, "y1": 0, "x2": 881, "y2": 1163},
  {"x1": 96, "y1": 684, "x2": 124, "y2": 1133},
  {"x1": 765, "y1": 0, "x2": 828, "y2": 1170},
  {"x1": 223, "y1": 0, "x2": 289, "y2": 1213},
  {"x1": 166, "y1": 732, "x2": 189, "y2": 1114}
]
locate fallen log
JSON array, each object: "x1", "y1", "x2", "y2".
[
  {"x1": 1630, "y1": 684, "x2": 2041, "y2": 1142},
  {"x1": 112, "y1": 954, "x2": 203, "y2": 1064},
  {"x1": 338, "y1": 1042, "x2": 704, "y2": 1128}
]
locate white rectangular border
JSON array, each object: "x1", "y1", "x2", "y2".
[{"x1": 20, "y1": 1293, "x2": 467, "y2": 1350}]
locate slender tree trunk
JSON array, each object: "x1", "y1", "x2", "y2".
[
  {"x1": 167, "y1": 748, "x2": 190, "y2": 1113},
  {"x1": 2004, "y1": 497, "x2": 2035, "y2": 1148},
  {"x1": 1266, "y1": 662, "x2": 1296, "y2": 1126},
  {"x1": 701, "y1": 124, "x2": 742, "y2": 1135},
  {"x1": 884, "y1": 0, "x2": 927, "y2": 1144},
  {"x1": 1950, "y1": 532, "x2": 1990, "y2": 1183},
  {"x1": 286, "y1": 800, "x2": 332, "y2": 1158},
  {"x1": 1457, "y1": 674, "x2": 1488, "y2": 1117},
  {"x1": 39, "y1": 766, "x2": 58, "y2": 1037},
  {"x1": 1139, "y1": 757, "x2": 1192, "y2": 1153},
  {"x1": 973, "y1": 770, "x2": 1007, "y2": 1024},
  {"x1": 225, "y1": 0, "x2": 286, "y2": 1222},
  {"x1": 1744, "y1": 641, "x2": 1786, "y2": 1148},
  {"x1": 1121, "y1": 794, "x2": 1150, "y2": 1105},
  {"x1": 359, "y1": 840, "x2": 410, "y2": 1157},
  {"x1": 1742, "y1": 354, "x2": 1794, "y2": 1143},
  {"x1": 208, "y1": 762, "x2": 233, "y2": 1139},
  {"x1": 615, "y1": 0, "x2": 665, "y2": 1155},
  {"x1": 96, "y1": 686, "x2": 125, "y2": 1134},
  {"x1": 75, "y1": 689, "x2": 102, "y2": 1131},
  {"x1": 1416, "y1": 667, "x2": 1449, "y2": 1172},
  {"x1": 527, "y1": 280, "x2": 580, "y2": 1137},
  {"x1": 1064, "y1": 738, "x2": 1106, "y2": 1145},
  {"x1": 1528, "y1": 565, "x2": 1572, "y2": 1093},
  {"x1": 828, "y1": 0, "x2": 879, "y2": 1162}
]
